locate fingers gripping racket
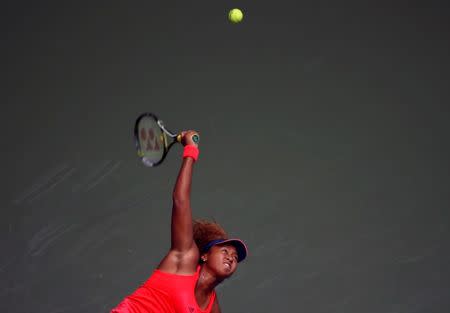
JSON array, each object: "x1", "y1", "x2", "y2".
[{"x1": 134, "y1": 113, "x2": 199, "y2": 167}]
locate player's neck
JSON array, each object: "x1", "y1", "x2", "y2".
[{"x1": 196, "y1": 266, "x2": 223, "y2": 293}]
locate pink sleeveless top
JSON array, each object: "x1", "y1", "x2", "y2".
[{"x1": 111, "y1": 266, "x2": 216, "y2": 313}]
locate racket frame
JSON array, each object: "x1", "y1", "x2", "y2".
[{"x1": 134, "y1": 113, "x2": 181, "y2": 167}]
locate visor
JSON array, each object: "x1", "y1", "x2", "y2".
[{"x1": 202, "y1": 238, "x2": 248, "y2": 262}]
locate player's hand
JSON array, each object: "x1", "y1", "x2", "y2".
[{"x1": 180, "y1": 130, "x2": 200, "y2": 147}]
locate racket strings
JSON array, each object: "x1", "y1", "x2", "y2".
[
  {"x1": 140, "y1": 128, "x2": 161, "y2": 152},
  {"x1": 137, "y1": 117, "x2": 166, "y2": 165}
]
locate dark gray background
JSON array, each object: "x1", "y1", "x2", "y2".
[{"x1": 2, "y1": 1, "x2": 450, "y2": 312}]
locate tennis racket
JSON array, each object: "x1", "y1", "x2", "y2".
[{"x1": 134, "y1": 113, "x2": 199, "y2": 167}]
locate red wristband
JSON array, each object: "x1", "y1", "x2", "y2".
[{"x1": 183, "y1": 145, "x2": 199, "y2": 161}]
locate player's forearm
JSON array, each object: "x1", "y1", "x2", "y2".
[
  {"x1": 172, "y1": 130, "x2": 199, "y2": 203},
  {"x1": 171, "y1": 157, "x2": 195, "y2": 251},
  {"x1": 172, "y1": 157, "x2": 194, "y2": 203}
]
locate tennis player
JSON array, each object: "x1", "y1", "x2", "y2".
[{"x1": 111, "y1": 130, "x2": 248, "y2": 313}]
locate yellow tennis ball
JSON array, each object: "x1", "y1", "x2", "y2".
[{"x1": 228, "y1": 8, "x2": 243, "y2": 23}]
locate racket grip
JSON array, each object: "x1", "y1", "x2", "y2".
[{"x1": 177, "y1": 133, "x2": 200, "y2": 144}]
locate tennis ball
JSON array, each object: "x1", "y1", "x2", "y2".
[{"x1": 228, "y1": 8, "x2": 243, "y2": 23}]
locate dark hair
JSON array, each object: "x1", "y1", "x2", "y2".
[{"x1": 193, "y1": 219, "x2": 228, "y2": 255}]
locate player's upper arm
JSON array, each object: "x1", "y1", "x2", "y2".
[{"x1": 211, "y1": 296, "x2": 221, "y2": 313}]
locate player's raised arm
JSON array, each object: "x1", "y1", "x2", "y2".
[{"x1": 170, "y1": 131, "x2": 200, "y2": 253}]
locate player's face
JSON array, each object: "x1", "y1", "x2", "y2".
[{"x1": 205, "y1": 244, "x2": 239, "y2": 278}]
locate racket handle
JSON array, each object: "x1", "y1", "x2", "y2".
[{"x1": 177, "y1": 132, "x2": 200, "y2": 144}]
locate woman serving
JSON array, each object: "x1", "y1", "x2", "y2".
[{"x1": 111, "y1": 130, "x2": 248, "y2": 313}]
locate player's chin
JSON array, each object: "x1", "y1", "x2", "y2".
[
  {"x1": 221, "y1": 266, "x2": 237, "y2": 278},
  {"x1": 214, "y1": 267, "x2": 233, "y2": 279},
  {"x1": 218, "y1": 271, "x2": 234, "y2": 280}
]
